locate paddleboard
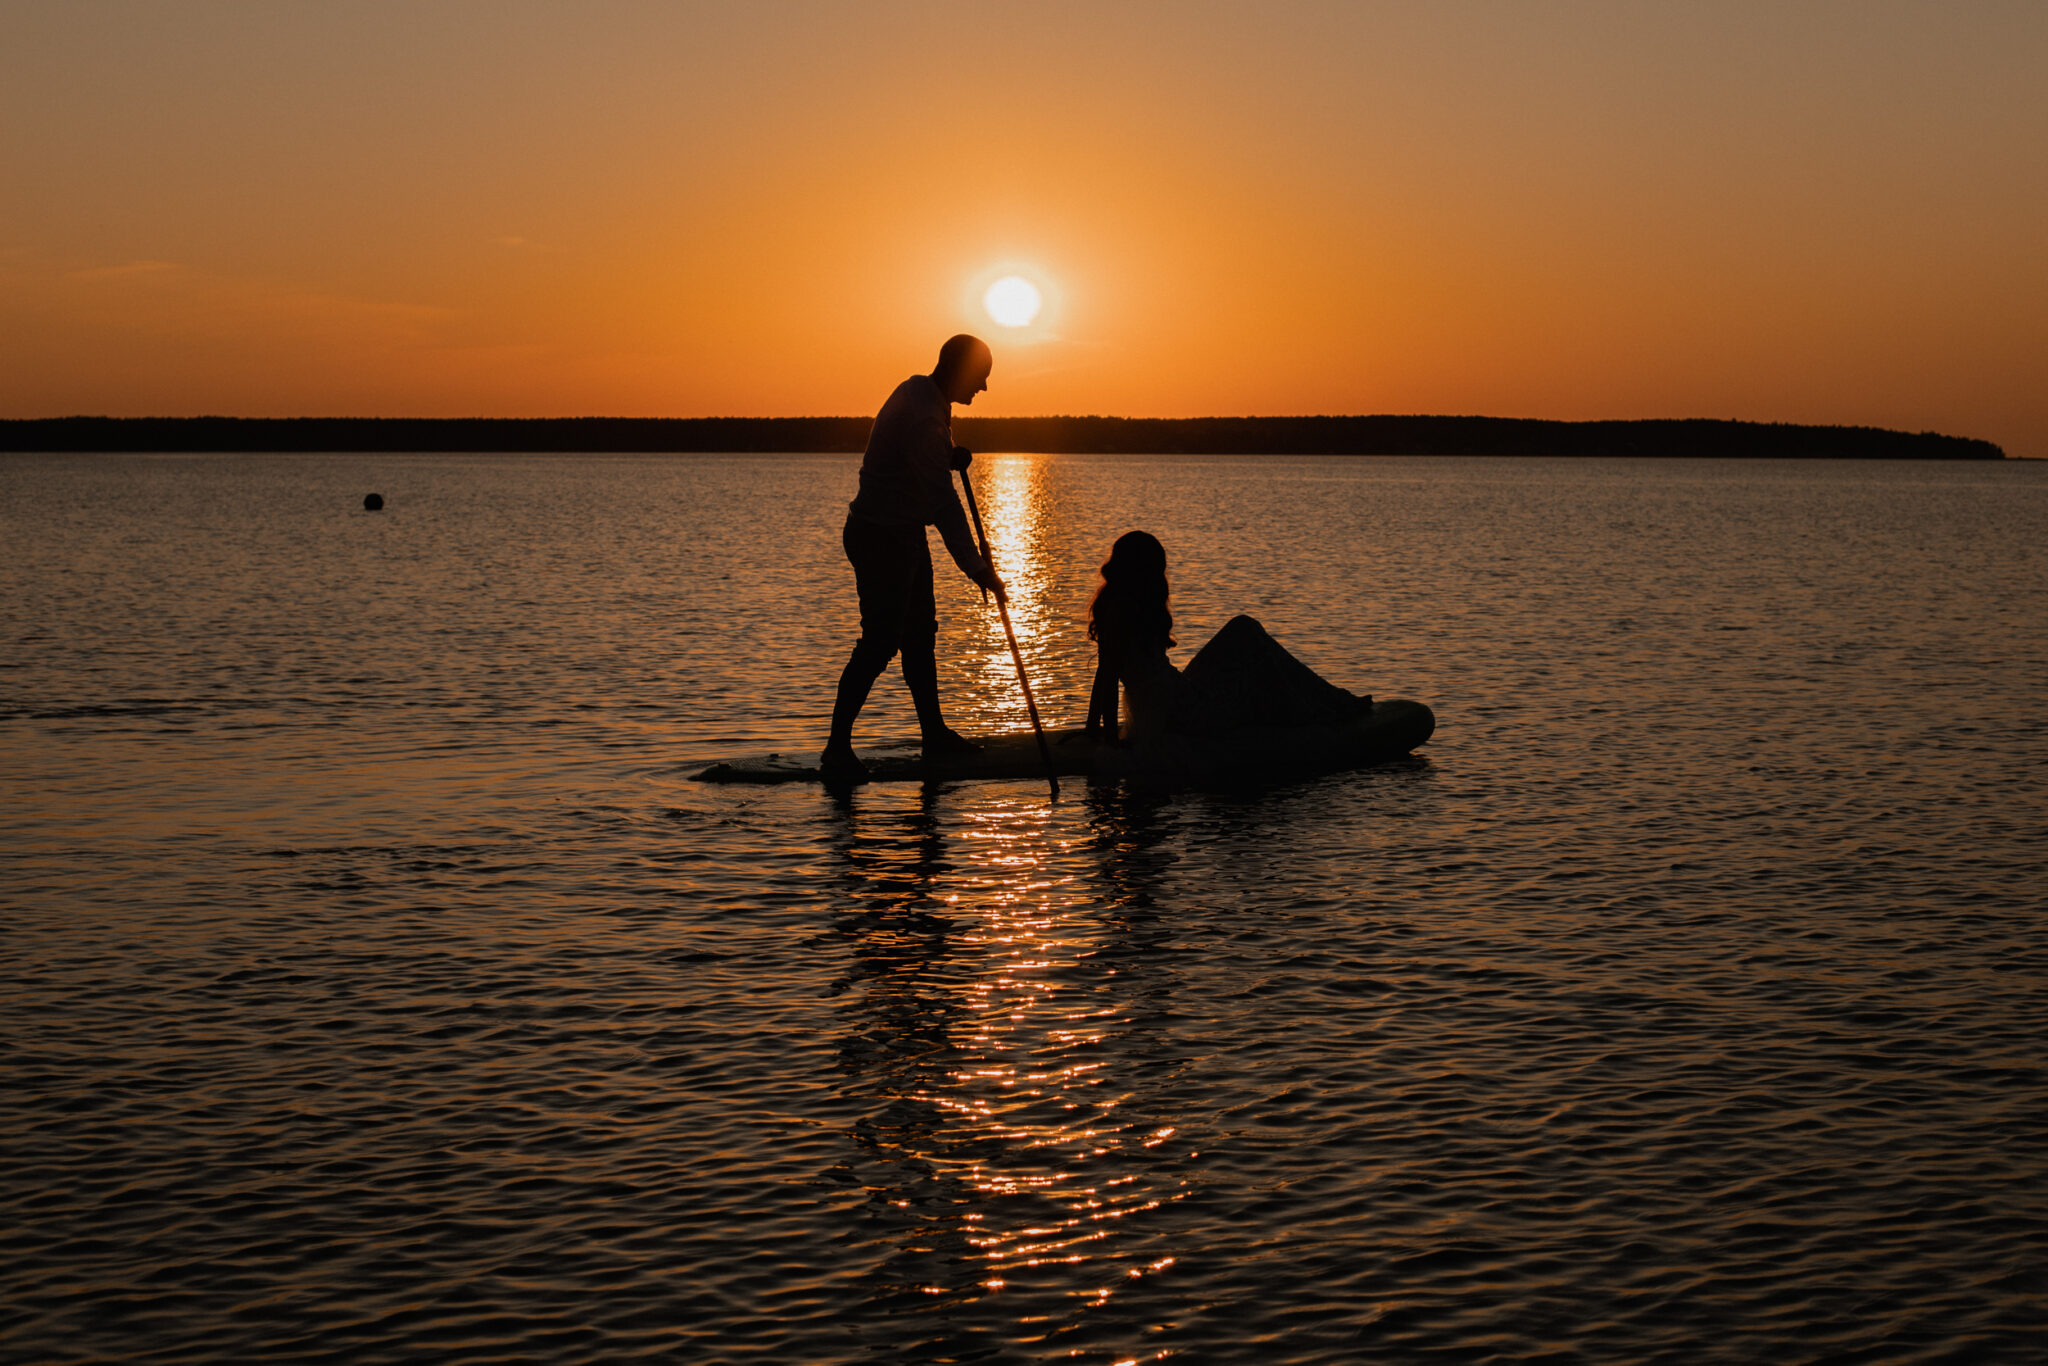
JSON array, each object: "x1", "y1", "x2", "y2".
[{"x1": 693, "y1": 699, "x2": 1434, "y2": 785}]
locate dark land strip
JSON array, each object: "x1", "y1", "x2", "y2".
[{"x1": 0, "y1": 415, "x2": 2005, "y2": 458}]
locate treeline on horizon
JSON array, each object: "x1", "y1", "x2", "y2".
[{"x1": 0, "y1": 415, "x2": 2005, "y2": 459}]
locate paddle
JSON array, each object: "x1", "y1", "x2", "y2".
[{"x1": 957, "y1": 462, "x2": 1059, "y2": 800}]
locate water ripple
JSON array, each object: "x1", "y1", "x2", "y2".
[{"x1": 3, "y1": 453, "x2": 2046, "y2": 1362}]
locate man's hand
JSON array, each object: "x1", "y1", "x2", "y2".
[
  {"x1": 950, "y1": 445, "x2": 973, "y2": 472},
  {"x1": 975, "y1": 560, "x2": 1007, "y2": 604}
]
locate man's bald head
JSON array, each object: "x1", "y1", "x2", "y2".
[{"x1": 932, "y1": 334, "x2": 993, "y2": 405}]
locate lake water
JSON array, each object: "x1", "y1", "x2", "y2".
[{"x1": 3, "y1": 451, "x2": 2046, "y2": 1364}]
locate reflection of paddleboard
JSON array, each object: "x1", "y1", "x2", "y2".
[{"x1": 693, "y1": 699, "x2": 1435, "y2": 785}]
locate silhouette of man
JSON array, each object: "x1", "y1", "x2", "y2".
[{"x1": 821, "y1": 335, "x2": 1005, "y2": 782}]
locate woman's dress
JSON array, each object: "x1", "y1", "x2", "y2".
[{"x1": 1107, "y1": 614, "x2": 1367, "y2": 743}]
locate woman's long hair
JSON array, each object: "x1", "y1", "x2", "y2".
[{"x1": 1088, "y1": 530, "x2": 1174, "y2": 651}]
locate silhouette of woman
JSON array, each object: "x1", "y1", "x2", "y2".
[{"x1": 1082, "y1": 531, "x2": 1370, "y2": 746}]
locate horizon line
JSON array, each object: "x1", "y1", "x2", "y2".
[
  {"x1": 0, "y1": 413, "x2": 1990, "y2": 433},
  {"x1": 2, "y1": 413, "x2": 2006, "y2": 459}
]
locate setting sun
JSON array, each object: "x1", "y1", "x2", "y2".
[
  {"x1": 0, "y1": 6, "x2": 2039, "y2": 453},
  {"x1": 983, "y1": 276, "x2": 1042, "y2": 329}
]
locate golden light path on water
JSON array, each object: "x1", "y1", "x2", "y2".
[
  {"x1": 931, "y1": 795, "x2": 1188, "y2": 1320},
  {"x1": 832, "y1": 396, "x2": 1180, "y2": 1311},
  {"x1": 969, "y1": 456, "x2": 1061, "y2": 731}
]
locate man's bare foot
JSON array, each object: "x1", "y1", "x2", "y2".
[
  {"x1": 921, "y1": 726, "x2": 983, "y2": 757},
  {"x1": 819, "y1": 742, "x2": 871, "y2": 783}
]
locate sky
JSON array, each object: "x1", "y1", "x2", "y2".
[{"x1": 2, "y1": 1, "x2": 2044, "y2": 454}]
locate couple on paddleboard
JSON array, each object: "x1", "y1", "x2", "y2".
[{"x1": 821, "y1": 336, "x2": 1370, "y2": 783}]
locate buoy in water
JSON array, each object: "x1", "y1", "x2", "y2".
[{"x1": 364, "y1": 493, "x2": 384, "y2": 511}]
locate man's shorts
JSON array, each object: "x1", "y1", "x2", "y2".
[{"x1": 844, "y1": 515, "x2": 937, "y2": 647}]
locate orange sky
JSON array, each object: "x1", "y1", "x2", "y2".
[{"x1": 3, "y1": 2, "x2": 2044, "y2": 454}]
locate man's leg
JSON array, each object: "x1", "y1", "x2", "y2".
[
  {"x1": 902, "y1": 635, "x2": 978, "y2": 753},
  {"x1": 823, "y1": 518, "x2": 904, "y2": 779},
  {"x1": 899, "y1": 633, "x2": 946, "y2": 737},
  {"x1": 898, "y1": 535, "x2": 979, "y2": 754},
  {"x1": 829, "y1": 635, "x2": 894, "y2": 752}
]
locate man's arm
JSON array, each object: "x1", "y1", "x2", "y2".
[{"x1": 913, "y1": 413, "x2": 1002, "y2": 593}]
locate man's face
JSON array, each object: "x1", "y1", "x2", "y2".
[{"x1": 949, "y1": 356, "x2": 992, "y2": 405}]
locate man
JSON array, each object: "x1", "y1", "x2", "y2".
[{"x1": 821, "y1": 334, "x2": 1006, "y2": 781}]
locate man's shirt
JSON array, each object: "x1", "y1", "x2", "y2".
[{"x1": 847, "y1": 374, "x2": 982, "y2": 576}]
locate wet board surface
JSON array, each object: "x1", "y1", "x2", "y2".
[{"x1": 693, "y1": 699, "x2": 1435, "y2": 784}]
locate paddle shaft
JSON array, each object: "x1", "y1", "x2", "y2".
[{"x1": 957, "y1": 468, "x2": 1059, "y2": 800}]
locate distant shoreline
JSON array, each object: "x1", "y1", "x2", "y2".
[{"x1": 0, "y1": 415, "x2": 2006, "y2": 459}]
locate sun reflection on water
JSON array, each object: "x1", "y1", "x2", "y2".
[
  {"x1": 825, "y1": 784, "x2": 1193, "y2": 1348},
  {"x1": 966, "y1": 456, "x2": 1065, "y2": 733}
]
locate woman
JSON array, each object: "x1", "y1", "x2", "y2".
[{"x1": 1083, "y1": 531, "x2": 1371, "y2": 746}]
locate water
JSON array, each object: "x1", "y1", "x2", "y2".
[{"x1": 3, "y1": 452, "x2": 2046, "y2": 1363}]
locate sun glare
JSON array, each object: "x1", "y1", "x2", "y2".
[{"x1": 983, "y1": 276, "x2": 1042, "y2": 328}]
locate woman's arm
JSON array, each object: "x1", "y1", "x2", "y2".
[{"x1": 1084, "y1": 648, "x2": 1120, "y2": 740}]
